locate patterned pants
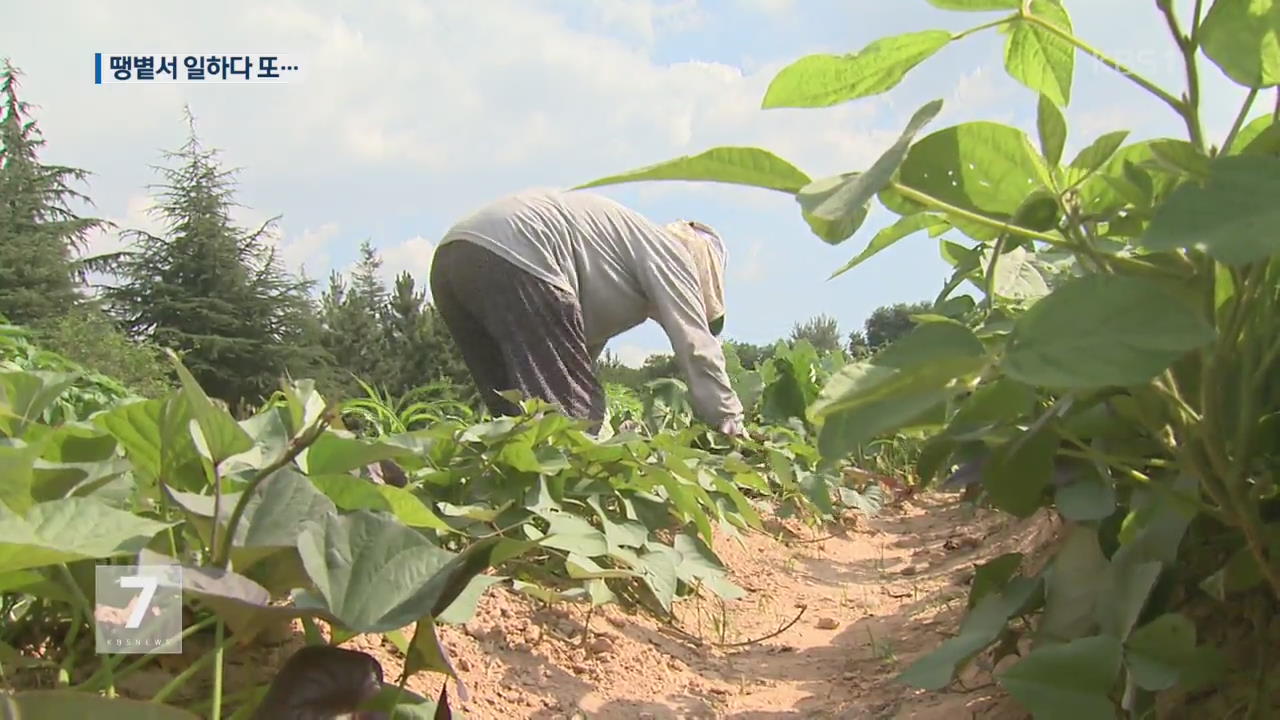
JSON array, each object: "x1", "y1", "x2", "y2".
[{"x1": 429, "y1": 240, "x2": 605, "y2": 428}]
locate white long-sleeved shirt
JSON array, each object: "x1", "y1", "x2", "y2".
[{"x1": 438, "y1": 187, "x2": 743, "y2": 426}]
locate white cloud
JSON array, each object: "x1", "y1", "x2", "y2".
[
  {"x1": 79, "y1": 193, "x2": 161, "y2": 259},
  {"x1": 270, "y1": 222, "x2": 340, "y2": 281},
  {"x1": 731, "y1": 239, "x2": 766, "y2": 284},
  {"x1": 735, "y1": 0, "x2": 795, "y2": 15}
]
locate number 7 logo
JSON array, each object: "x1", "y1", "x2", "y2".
[{"x1": 119, "y1": 573, "x2": 160, "y2": 629}]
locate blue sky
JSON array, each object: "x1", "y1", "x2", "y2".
[{"x1": 1, "y1": 0, "x2": 1254, "y2": 366}]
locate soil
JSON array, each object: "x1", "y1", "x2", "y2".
[
  {"x1": 331, "y1": 492, "x2": 1058, "y2": 719},
  {"x1": 24, "y1": 491, "x2": 1064, "y2": 718}
]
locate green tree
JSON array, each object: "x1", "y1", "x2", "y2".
[
  {"x1": 382, "y1": 269, "x2": 471, "y2": 395},
  {"x1": 319, "y1": 240, "x2": 394, "y2": 393},
  {"x1": 788, "y1": 313, "x2": 843, "y2": 354},
  {"x1": 102, "y1": 110, "x2": 324, "y2": 411},
  {"x1": 724, "y1": 339, "x2": 774, "y2": 370},
  {"x1": 862, "y1": 301, "x2": 931, "y2": 351},
  {"x1": 0, "y1": 60, "x2": 105, "y2": 325},
  {"x1": 846, "y1": 329, "x2": 871, "y2": 359}
]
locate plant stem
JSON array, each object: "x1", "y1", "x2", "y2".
[
  {"x1": 951, "y1": 15, "x2": 1015, "y2": 41},
  {"x1": 78, "y1": 615, "x2": 218, "y2": 692},
  {"x1": 1021, "y1": 13, "x2": 1184, "y2": 113},
  {"x1": 1158, "y1": 0, "x2": 1207, "y2": 151},
  {"x1": 1221, "y1": 88, "x2": 1260, "y2": 155},
  {"x1": 982, "y1": 236, "x2": 1006, "y2": 312},
  {"x1": 888, "y1": 182, "x2": 1072, "y2": 249},
  {"x1": 55, "y1": 564, "x2": 100, "y2": 690},
  {"x1": 211, "y1": 620, "x2": 225, "y2": 720}
]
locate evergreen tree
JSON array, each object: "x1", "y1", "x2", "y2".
[
  {"x1": 0, "y1": 59, "x2": 105, "y2": 325},
  {"x1": 102, "y1": 109, "x2": 323, "y2": 411},
  {"x1": 382, "y1": 270, "x2": 472, "y2": 396},
  {"x1": 318, "y1": 241, "x2": 394, "y2": 395},
  {"x1": 846, "y1": 329, "x2": 871, "y2": 359}
]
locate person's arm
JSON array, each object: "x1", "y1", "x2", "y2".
[{"x1": 633, "y1": 246, "x2": 743, "y2": 428}]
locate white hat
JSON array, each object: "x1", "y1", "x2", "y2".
[{"x1": 664, "y1": 220, "x2": 727, "y2": 333}]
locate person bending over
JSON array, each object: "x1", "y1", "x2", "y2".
[{"x1": 429, "y1": 187, "x2": 744, "y2": 436}]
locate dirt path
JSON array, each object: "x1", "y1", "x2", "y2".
[{"x1": 333, "y1": 493, "x2": 1062, "y2": 719}]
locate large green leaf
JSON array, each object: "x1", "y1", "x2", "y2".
[
  {"x1": 829, "y1": 213, "x2": 949, "y2": 279},
  {"x1": 997, "y1": 635, "x2": 1124, "y2": 720},
  {"x1": 295, "y1": 513, "x2": 526, "y2": 634},
  {"x1": 1066, "y1": 130, "x2": 1130, "y2": 186},
  {"x1": 304, "y1": 432, "x2": 417, "y2": 475},
  {"x1": 168, "y1": 351, "x2": 253, "y2": 464},
  {"x1": 1002, "y1": 274, "x2": 1215, "y2": 389},
  {"x1": 1037, "y1": 94, "x2": 1067, "y2": 166},
  {"x1": 575, "y1": 147, "x2": 811, "y2": 193},
  {"x1": 897, "y1": 576, "x2": 1042, "y2": 689},
  {"x1": 95, "y1": 393, "x2": 203, "y2": 489},
  {"x1": 981, "y1": 422, "x2": 1057, "y2": 517},
  {"x1": 991, "y1": 246, "x2": 1050, "y2": 300},
  {"x1": 762, "y1": 31, "x2": 952, "y2": 108},
  {"x1": 0, "y1": 371, "x2": 77, "y2": 437},
  {"x1": 1140, "y1": 154, "x2": 1280, "y2": 265},
  {"x1": 1037, "y1": 525, "x2": 1107, "y2": 643},
  {"x1": 309, "y1": 475, "x2": 451, "y2": 531},
  {"x1": 812, "y1": 321, "x2": 988, "y2": 460},
  {"x1": 0, "y1": 497, "x2": 173, "y2": 573},
  {"x1": 1199, "y1": 0, "x2": 1280, "y2": 88},
  {"x1": 0, "y1": 439, "x2": 42, "y2": 514},
  {"x1": 900, "y1": 122, "x2": 1044, "y2": 217},
  {"x1": 798, "y1": 99, "x2": 944, "y2": 244},
  {"x1": 1004, "y1": 0, "x2": 1075, "y2": 107},
  {"x1": 1125, "y1": 613, "x2": 1197, "y2": 692},
  {"x1": 1, "y1": 690, "x2": 201, "y2": 719}
]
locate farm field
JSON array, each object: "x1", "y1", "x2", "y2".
[{"x1": 3, "y1": 0, "x2": 1280, "y2": 718}]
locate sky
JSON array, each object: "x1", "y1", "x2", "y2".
[{"x1": 0, "y1": 0, "x2": 1255, "y2": 367}]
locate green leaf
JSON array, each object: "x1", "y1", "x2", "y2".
[
  {"x1": 304, "y1": 432, "x2": 414, "y2": 475},
  {"x1": 1199, "y1": 0, "x2": 1280, "y2": 88},
  {"x1": 294, "y1": 511, "x2": 459, "y2": 633},
  {"x1": 0, "y1": 371, "x2": 77, "y2": 436},
  {"x1": 1066, "y1": 130, "x2": 1130, "y2": 185},
  {"x1": 897, "y1": 576, "x2": 1041, "y2": 690},
  {"x1": 575, "y1": 147, "x2": 811, "y2": 193},
  {"x1": 900, "y1": 122, "x2": 1044, "y2": 217},
  {"x1": 981, "y1": 423, "x2": 1057, "y2": 518},
  {"x1": 1004, "y1": 0, "x2": 1075, "y2": 107},
  {"x1": 1148, "y1": 139, "x2": 1211, "y2": 179},
  {"x1": 811, "y1": 323, "x2": 987, "y2": 460},
  {"x1": 928, "y1": 0, "x2": 1019, "y2": 8},
  {"x1": 1003, "y1": 274, "x2": 1215, "y2": 389},
  {"x1": 95, "y1": 394, "x2": 203, "y2": 488},
  {"x1": 991, "y1": 246, "x2": 1050, "y2": 300},
  {"x1": 436, "y1": 574, "x2": 505, "y2": 625},
  {"x1": 166, "y1": 351, "x2": 253, "y2": 464},
  {"x1": 762, "y1": 31, "x2": 952, "y2": 108},
  {"x1": 1038, "y1": 526, "x2": 1107, "y2": 643},
  {"x1": 1097, "y1": 560, "x2": 1163, "y2": 641},
  {"x1": 539, "y1": 509, "x2": 609, "y2": 556},
  {"x1": 2, "y1": 690, "x2": 201, "y2": 719},
  {"x1": 997, "y1": 635, "x2": 1123, "y2": 720},
  {"x1": 830, "y1": 213, "x2": 950, "y2": 279},
  {"x1": 228, "y1": 468, "x2": 338, "y2": 555},
  {"x1": 1229, "y1": 113, "x2": 1280, "y2": 155},
  {"x1": 0, "y1": 439, "x2": 42, "y2": 514},
  {"x1": 968, "y1": 553, "x2": 1024, "y2": 609},
  {"x1": 1125, "y1": 613, "x2": 1197, "y2": 692},
  {"x1": 1055, "y1": 470, "x2": 1116, "y2": 522},
  {"x1": 796, "y1": 99, "x2": 945, "y2": 244},
  {"x1": 1037, "y1": 94, "x2": 1067, "y2": 166},
  {"x1": 405, "y1": 616, "x2": 467, "y2": 699},
  {"x1": 310, "y1": 475, "x2": 451, "y2": 532},
  {"x1": 1141, "y1": 154, "x2": 1280, "y2": 265},
  {"x1": 0, "y1": 497, "x2": 174, "y2": 573}
]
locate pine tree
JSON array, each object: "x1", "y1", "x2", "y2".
[
  {"x1": 318, "y1": 241, "x2": 395, "y2": 395},
  {"x1": 0, "y1": 59, "x2": 105, "y2": 325},
  {"x1": 102, "y1": 109, "x2": 324, "y2": 410}
]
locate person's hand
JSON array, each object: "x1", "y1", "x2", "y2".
[{"x1": 718, "y1": 416, "x2": 745, "y2": 437}]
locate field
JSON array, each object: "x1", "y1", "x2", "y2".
[{"x1": 3, "y1": 1, "x2": 1280, "y2": 718}]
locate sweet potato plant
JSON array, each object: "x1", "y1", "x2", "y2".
[{"x1": 580, "y1": 0, "x2": 1280, "y2": 715}]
